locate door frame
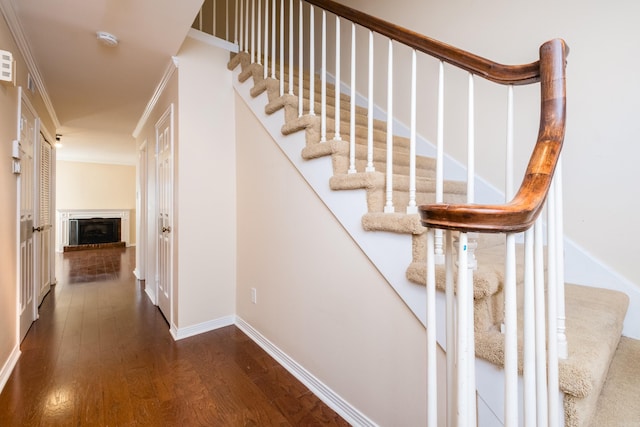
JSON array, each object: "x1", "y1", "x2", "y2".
[{"x1": 135, "y1": 139, "x2": 148, "y2": 282}]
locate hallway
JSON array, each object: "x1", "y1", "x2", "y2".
[{"x1": 0, "y1": 247, "x2": 348, "y2": 426}]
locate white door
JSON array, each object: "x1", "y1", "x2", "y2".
[
  {"x1": 36, "y1": 134, "x2": 53, "y2": 305},
  {"x1": 18, "y1": 93, "x2": 37, "y2": 341},
  {"x1": 155, "y1": 105, "x2": 174, "y2": 324}
]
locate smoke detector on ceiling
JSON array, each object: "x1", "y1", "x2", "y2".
[{"x1": 96, "y1": 31, "x2": 119, "y2": 47}]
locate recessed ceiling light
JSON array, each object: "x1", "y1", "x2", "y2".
[{"x1": 96, "y1": 31, "x2": 119, "y2": 47}]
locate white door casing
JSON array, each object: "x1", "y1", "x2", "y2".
[
  {"x1": 155, "y1": 104, "x2": 174, "y2": 325},
  {"x1": 135, "y1": 140, "x2": 148, "y2": 282},
  {"x1": 18, "y1": 90, "x2": 37, "y2": 342}
]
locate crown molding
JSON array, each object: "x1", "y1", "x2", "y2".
[
  {"x1": 132, "y1": 57, "x2": 178, "y2": 138},
  {"x1": 0, "y1": 0, "x2": 61, "y2": 129}
]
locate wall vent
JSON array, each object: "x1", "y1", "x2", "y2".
[{"x1": 1, "y1": 50, "x2": 15, "y2": 85}]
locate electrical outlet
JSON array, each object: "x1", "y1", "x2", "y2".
[{"x1": 251, "y1": 288, "x2": 257, "y2": 304}]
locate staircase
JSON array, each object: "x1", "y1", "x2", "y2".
[{"x1": 195, "y1": 0, "x2": 640, "y2": 425}]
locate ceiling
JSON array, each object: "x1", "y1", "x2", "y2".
[{"x1": 5, "y1": 0, "x2": 203, "y2": 165}]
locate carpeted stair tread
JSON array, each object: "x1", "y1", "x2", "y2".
[
  {"x1": 588, "y1": 336, "x2": 640, "y2": 427},
  {"x1": 473, "y1": 284, "x2": 628, "y2": 426}
]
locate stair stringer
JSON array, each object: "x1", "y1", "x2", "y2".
[{"x1": 231, "y1": 63, "x2": 526, "y2": 427}]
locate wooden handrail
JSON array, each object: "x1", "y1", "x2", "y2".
[
  {"x1": 419, "y1": 39, "x2": 568, "y2": 233},
  {"x1": 305, "y1": 0, "x2": 541, "y2": 85}
]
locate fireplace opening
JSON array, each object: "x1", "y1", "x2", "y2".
[{"x1": 69, "y1": 218, "x2": 121, "y2": 246}]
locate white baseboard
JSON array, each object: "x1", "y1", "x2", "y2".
[
  {"x1": 144, "y1": 285, "x2": 157, "y2": 305},
  {"x1": 0, "y1": 345, "x2": 21, "y2": 394},
  {"x1": 171, "y1": 315, "x2": 235, "y2": 341},
  {"x1": 235, "y1": 316, "x2": 378, "y2": 427}
]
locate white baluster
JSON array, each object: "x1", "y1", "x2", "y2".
[
  {"x1": 257, "y1": 0, "x2": 262, "y2": 66},
  {"x1": 426, "y1": 229, "x2": 438, "y2": 427},
  {"x1": 407, "y1": 49, "x2": 417, "y2": 214},
  {"x1": 534, "y1": 219, "x2": 549, "y2": 423},
  {"x1": 213, "y1": 0, "x2": 217, "y2": 37},
  {"x1": 198, "y1": 7, "x2": 203, "y2": 31},
  {"x1": 250, "y1": 0, "x2": 255, "y2": 63},
  {"x1": 456, "y1": 232, "x2": 470, "y2": 426},
  {"x1": 348, "y1": 23, "x2": 356, "y2": 174},
  {"x1": 245, "y1": 0, "x2": 249, "y2": 53},
  {"x1": 263, "y1": 0, "x2": 269, "y2": 78},
  {"x1": 309, "y1": 5, "x2": 315, "y2": 116},
  {"x1": 465, "y1": 76, "x2": 478, "y2": 415},
  {"x1": 226, "y1": 0, "x2": 229, "y2": 41},
  {"x1": 505, "y1": 232, "x2": 518, "y2": 426},
  {"x1": 384, "y1": 39, "x2": 394, "y2": 213},
  {"x1": 298, "y1": 0, "x2": 303, "y2": 117},
  {"x1": 334, "y1": 16, "x2": 341, "y2": 141},
  {"x1": 271, "y1": 0, "x2": 276, "y2": 79},
  {"x1": 240, "y1": 0, "x2": 245, "y2": 51},
  {"x1": 279, "y1": 0, "x2": 284, "y2": 96},
  {"x1": 320, "y1": 10, "x2": 327, "y2": 142},
  {"x1": 365, "y1": 30, "x2": 375, "y2": 173},
  {"x1": 289, "y1": 0, "x2": 294, "y2": 95},
  {"x1": 555, "y1": 158, "x2": 568, "y2": 359},
  {"x1": 523, "y1": 227, "x2": 537, "y2": 427},
  {"x1": 434, "y1": 61, "x2": 445, "y2": 264},
  {"x1": 547, "y1": 186, "x2": 560, "y2": 427},
  {"x1": 234, "y1": 0, "x2": 239, "y2": 45},
  {"x1": 467, "y1": 74, "x2": 475, "y2": 202},
  {"x1": 506, "y1": 85, "x2": 515, "y2": 201},
  {"x1": 445, "y1": 230, "x2": 455, "y2": 427}
]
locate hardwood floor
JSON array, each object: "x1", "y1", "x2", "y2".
[{"x1": 0, "y1": 247, "x2": 349, "y2": 426}]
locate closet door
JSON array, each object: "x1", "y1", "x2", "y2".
[
  {"x1": 36, "y1": 134, "x2": 53, "y2": 305},
  {"x1": 155, "y1": 105, "x2": 174, "y2": 325}
]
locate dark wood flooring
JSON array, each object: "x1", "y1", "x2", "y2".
[{"x1": 0, "y1": 247, "x2": 349, "y2": 426}]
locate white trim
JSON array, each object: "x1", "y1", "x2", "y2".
[
  {"x1": 187, "y1": 28, "x2": 239, "y2": 53},
  {"x1": 144, "y1": 284, "x2": 157, "y2": 305},
  {"x1": 132, "y1": 59, "x2": 178, "y2": 138},
  {"x1": 236, "y1": 317, "x2": 378, "y2": 427},
  {"x1": 170, "y1": 315, "x2": 235, "y2": 341},
  {"x1": 0, "y1": 345, "x2": 20, "y2": 394},
  {"x1": 0, "y1": 0, "x2": 61, "y2": 128}
]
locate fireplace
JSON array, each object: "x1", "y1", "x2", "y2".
[
  {"x1": 56, "y1": 209, "x2": 130, "y2": 253},
  {"x1": 69, "y1": 218, "x2": 121, "y2": 245}
]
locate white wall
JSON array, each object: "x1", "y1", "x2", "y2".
[
  {"x1": 332, "y1": 0, "x2": 640, "y2": 288},
  {"x1": 235, "y1": 94, "x2": 430, "y2": 426}
]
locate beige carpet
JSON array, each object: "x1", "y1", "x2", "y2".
[
  {"x1": 589, "y1": 337, "x2": 640, "y2": 426},
  {"x1": 228, "y1": 51, "x2": 638, "y2": 427}
]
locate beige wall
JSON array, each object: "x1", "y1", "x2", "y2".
[
  {"x1": 235, "y1": 95, "x2": 429, "y2": 426},
  {"x1": 134, "y1": 35, "x2": 237, "y2": 332},
  {"x1": 0, "y1": 13, "x2": 20, "y2": 381},
  {"x1": 175, "y1": 36, "x2": 237, "y2": 328},
  {"x1": 56, "y1": 160, "x2": 137, "y2": 245},
  {"x1": 0, "y1": 11, "x2": 56, "y2": 386},
  {"x1": 330, "y1": 0, "x2": 640, "y2": 287}
]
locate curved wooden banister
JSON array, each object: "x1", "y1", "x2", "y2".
[
  {"x1": 419, "y1": 39, "x2": 569, "y2": 233},
  {"x1": 306, "y1": 0, "x2": 541, "y2": 85}
]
